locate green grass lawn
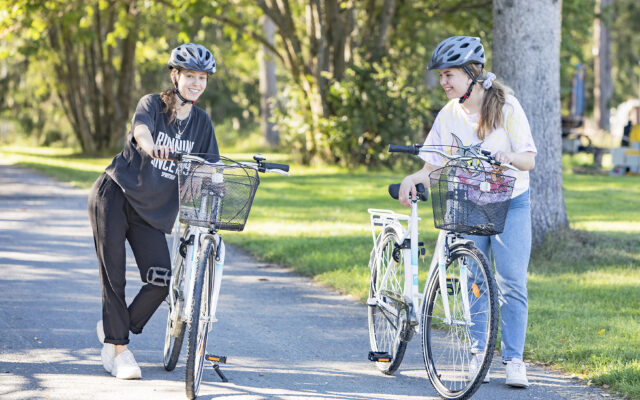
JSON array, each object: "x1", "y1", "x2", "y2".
[{"x1": 2, "y1": 145, "x2": 639, "y2": 398}]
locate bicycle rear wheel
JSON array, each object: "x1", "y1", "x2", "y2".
[
  {"x1": 421, "y1": 243, "x2": 498, "y2": 400},
  {"x1": 367, "y1": 227, "x2": 410, "y2": 375},
  {"x1": 185, "y1": 236, "x2": 215, "y2": 399},
  {"x1": 163, "y1": 301, "x2": 186, "y2": 370},
  {"x1": 164, "y1": 224, "x2": 189, "y2": 371}
]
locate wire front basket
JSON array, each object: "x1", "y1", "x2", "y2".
[
  {"x1": 177, "y1": 158, "x2": 259, "y2": 231},
  {"x1": 429, "y1": 163, "x2": 516, "y2": 236}
]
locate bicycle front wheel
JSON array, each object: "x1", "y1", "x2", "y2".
[
  {"x1": 367, "y1": 227, "x2": 409, "y2": 375},
  {"x1": 185, "y1": 236, "x2": 215, "y2": 399},
  {"x1": 421, "y1": 243, "x2": 498, "y2": 400}
]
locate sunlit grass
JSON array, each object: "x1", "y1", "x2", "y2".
[{"x1": 2, "y1": 145, "x2": 640, "y2": 398}]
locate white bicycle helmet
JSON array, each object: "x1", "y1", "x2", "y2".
[
  {"x1": 168, "y1": 43, "x2": 216, "y2": 74},
  {"x1": 427, "y1": 36, "x2": 485, "y2": 70}
]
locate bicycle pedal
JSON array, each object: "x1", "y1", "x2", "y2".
[
  {"x1": 205, "y1": 354, "x2": 227, "y2": 364},
  {"x1": 368, "y1": 351, "x2": 392, "y2": 363}
]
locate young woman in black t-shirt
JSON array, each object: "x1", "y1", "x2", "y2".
[{"x1": 88, "y1": 43, "x2": 219, "y2": 379}]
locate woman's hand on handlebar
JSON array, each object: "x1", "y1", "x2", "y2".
[
  {"x1": 493, "y1": 150, "x2": 513, "y2": 165},
  {"x1": 399, "y1": 176, "x2": 417, "y2": 208},
  {"x1": 398, "y1": 163, "x2": 434, "y2": 208},
  {"x1": 152, "y1": 145, "x2": 174, "y2": 160},
  {"x1": 493, "y1": 150, "x2": 535, "y2": 171}
]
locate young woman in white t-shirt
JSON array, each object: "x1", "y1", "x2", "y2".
[{"x1": 398, "y1": 36, "x2": 536, "y2": 388}]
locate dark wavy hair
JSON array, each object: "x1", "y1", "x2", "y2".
[{"x1": 160, "y1": 69, "x2": 180, "y2": 124}]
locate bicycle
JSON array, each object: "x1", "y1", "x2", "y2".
[
  {"x1": 161, "y1": 153, "x2": 289, "y2": 399},
  {"x1": 367, "y1": 136, "x2": 518, "y2": 399}
]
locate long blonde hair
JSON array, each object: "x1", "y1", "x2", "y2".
[{"x1": 465, "y1": 63, "x2": 513, "y2": 140}]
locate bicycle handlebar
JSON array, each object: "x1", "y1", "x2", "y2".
[
  {"x1": 387, "y1": 144, "x2": 520, "y2": 171},
  {"x1": 260, "y1": 162, "x2": 290, "y2": 173},
  {"x1": 388, "y1": 144, "x2": 420, "y2": 155},
  {"x1": 167, "y1": 152, "x2": 290, "y2": 175}
]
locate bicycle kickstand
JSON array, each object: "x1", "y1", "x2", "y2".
[{"x1": 205, "y1": 354, "x2": 228, "y2": 382}]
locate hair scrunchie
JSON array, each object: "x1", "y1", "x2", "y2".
[{"x1": 482, "y1": 72, "x2": 496, "y2": 90}]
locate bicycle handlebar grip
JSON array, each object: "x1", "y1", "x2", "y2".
[
  {"x1": 167, "y1": 151, "x2": 182, "y2": 161},
  {"x1": 388, "y1": 144, "x2": 420, "y2": 155},
  {"x1": 262, "y1": 162, "x2": 290, "y2": 172}
]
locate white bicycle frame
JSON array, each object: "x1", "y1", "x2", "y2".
[
  {"x1": 368, "y1": 203, "x2": 444, "y2": 336},
  {"x1": 169, "y1": 220, "x2": 226, "y2": 332},
  {"x1": 369, "y1": 143, "x2": 520, "y2": 336},
  {"x1": 168, "y1": 154, "x2": 289, "y2": 333}
]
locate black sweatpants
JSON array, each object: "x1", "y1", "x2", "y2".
[{"x1": 88, "y1": 173, "x2": 170, "y2": 345}]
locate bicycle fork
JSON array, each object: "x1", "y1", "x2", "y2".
[
  {"x1": 435, "y1": 232, "x2": 472, "y2": 326},
  {"x1": 183, "y1": 233, "x2": 226, "y2": 326},
  {"x1": 208, "y1": 235, "x2": 225, "y2": 326}
]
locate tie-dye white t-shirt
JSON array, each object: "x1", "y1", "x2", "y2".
[{"x1": 420, "y1": 94, "x2": 537, "y2": 198}]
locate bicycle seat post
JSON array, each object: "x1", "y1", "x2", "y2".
[{"x1": 407, "y1": 198, "x2": 420, "y2": 322}]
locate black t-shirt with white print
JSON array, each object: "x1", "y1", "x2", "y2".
[{"x1": 105, "y1": 94, "x2": 219, "y2": 234}]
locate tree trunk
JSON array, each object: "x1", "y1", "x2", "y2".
[
  {"x1": 493, "y1": 0, "x2": 568, "y2": 245},
  {"x1": 593, "y1": 0, "x2": 612, "y2": 131},
  {"x1": 46, "y1": 0, "x2": 137, "y2": 154},
  {"x1": 363, "y1": 0, "x2": 397, "y2": 63},
  {"x1": 259, "y1": 16, "x2": 279, "y2": 146},
  {"x1": 256, "y1": 0, "x2": 356, "y2": 161},
  {"x1": 112, "y1": 2, "x2": 138, "y2": 149}
]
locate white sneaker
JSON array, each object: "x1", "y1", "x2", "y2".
[
  {"x1": 101, "y1": 343, "x2": 116, "y2": 374},
  {"x1": 468, "y1": 354, "x2": 490, "y2": 383},
  {"x1": 96, "y1": 320, "x2": 115, "y2": 374},
  {"x1": 96, "y1": 320, "x2": 106, "y2": 344},
  {"x1": 505, "y1": 358, "x2": 529, "y2": 388},
  {"x1": 112, "y1": 350, "x2": 142, "y2": 380}
]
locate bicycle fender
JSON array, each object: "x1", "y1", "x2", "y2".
[{"x1": 447, "y1": 238, "x2": 474, "y2": 251}]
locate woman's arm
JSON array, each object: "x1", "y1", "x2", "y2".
[
  {"x1": 493, "y1": 151, "x2": 536, "y2": 171},
  {"x1": 133, "y1": 124, "x2": 173, "y2": 159}
]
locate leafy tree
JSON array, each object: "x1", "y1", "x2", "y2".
[
  {"x1": 1, "y1": 0, "x2": 146, "y2": 152},
  {"x1": 188, "y1": 0, "x2": 492, "y2": 165},
  {"x1": 611, "y1": 0, "x2": 640, "y2": 104},
  {"x1": 560, "y1": 0, "x2": 595, "y2": 114}
]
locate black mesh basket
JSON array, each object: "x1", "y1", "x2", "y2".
[
  {"x1": 429, "y1": 163, "x2": 516, "y2": 236},
  {"x1": 177, "y1": 159, "x2": 259, "y2": 231}
]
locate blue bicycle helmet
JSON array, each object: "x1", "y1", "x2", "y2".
[
  {"x1": 168, "y1": 43, "x2": 216, "y2": 75},
  {"x1": 428, "y1": 36, "x2": 486, "y2": 103},
  {"x1": 427, "y1": 36, "x2": 485, "y2": 70}
]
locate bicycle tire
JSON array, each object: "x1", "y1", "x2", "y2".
[
  {"x1": 163, "y1": 312, "x2": 186, "y2": 371},
  {"x1": 164, "y1": 224, "x2": 188, "y2": 371},
  {"x1": 367, "y1": 227, "x2": 410, "y2": 375},
  {"x1": 185, "y1": 236, "x2": 215, "y2": 399},
  {"x1": 421, "y1": 243, "x2": 498, "y2": 400}
]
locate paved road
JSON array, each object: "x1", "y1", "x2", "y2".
[{"x1": 0, "y1": 164, "x2": 617, "y2": 400}]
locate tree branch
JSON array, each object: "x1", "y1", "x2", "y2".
[{"x1": 210, "y1": 14, "x2": 285, "y2": 65}]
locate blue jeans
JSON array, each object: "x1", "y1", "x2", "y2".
[{"x1": 467, "y1": 189, "x2": 531, "y2": 362}]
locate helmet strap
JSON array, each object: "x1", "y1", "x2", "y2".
[
  {"x1": 174, "y1": 89, "x2": 195, "y2": 106},
  {"x1": 459, "y1": 65, "x2": 480, "y2": 104},
  {"x1": 172, "y1": 72, "x2": 195, "y2": 106}
]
